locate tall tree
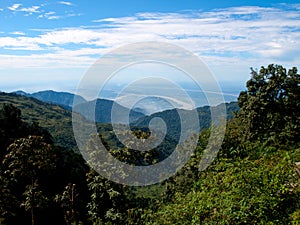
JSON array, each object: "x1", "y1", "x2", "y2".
[
  {"x1": 237, "y1": 64, "x2": 299, "y2": 145},
  {"x1": 2, "y1": 136, "x2": 56, "y2": 225},
  {"x1": 0, "y1": 104, "x2": 22, "y2": 160},
  {"x1": 0, "y1": 104, "x2": 53, "y2": 161},
  {"x1": 54, "y1": 183, "x2": 79, "y2": 225}
]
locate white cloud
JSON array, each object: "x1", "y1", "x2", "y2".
[
  {"x1": 10, "y1": 31, "x2": 25, "y2": 35},
  {"x1": 19, "y1": 6, "x2": 40, "y2": 14},
  {"x1": 58, "y1": 1, "x2": 74, "y2": 6},
  {"x1": 7, "y1": 4, "x2": 40, "y2": 15},
  {"x1": 0, "y1": 5, "x2": 299, "y2": 83},
  {"x1": 0, "y1": 52, "x2": 95, "y2": 69},
  {"x1": 6, "y1": 3, "x2": 79, "y2": 18},
  {"x1": 46, "y1": 11, "x2": 56, "y2": 16},
  {"x1": 8, "y1": 3, "x2": 22, "y2": 11},
  {"x1": 38, "y1": 11, "x2": 55, "y2": 18},
  {"x1": 38, "y1": 10, "x2": 81, "y2": 20},
  {"x1": 47, "y1": 15, "x2": 61, "y2": 20}
]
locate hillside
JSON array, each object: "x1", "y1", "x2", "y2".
[
  {"x1": 0, "y1": 92, "x2": 78, "y2": 150},
  {"x1": 133, "y1": 102, "x2": 239, "y2": 138},
  {"x1": 73, "y1": 98, "x2": 145, "y2": 124}
]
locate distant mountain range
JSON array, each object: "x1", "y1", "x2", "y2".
[
  {"x1": 11, "y1": 90, "x2": 239, "y2": 126},
  {"x1": 12, "y1": 90, "x2": 145, "y2": 124},
  {"x1": 13, "y1": 90, "x2": 197, "y2": 116},
  {"x1": 2, "y1": 91, "x2": 239, "y2": 151}
]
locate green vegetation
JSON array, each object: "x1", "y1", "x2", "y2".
[
  {"x1": 133, "y1": 102, "x2": 239, "y2": 139},
  {"x1": 0, "y1": 92, "x2": 78, "y2": 150},
  {"x1": 0, "y1": 64, "x2": 299, "y2": 224}
]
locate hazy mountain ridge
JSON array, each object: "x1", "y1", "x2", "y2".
[
  {"x1": 73, "y1": 98, "x2": 145, "y2": 124},
  {"x1": 133, "y1": 102, "x2": 239, "y2": 138},
  {"x1": 5, "y1": 90, "x2": 239, "y2": 151},
  {"x1": 13, "y1": 90, "x2": 145, "y2": 124},
  {"x1": 12, "y1": 90, "x2": 87, "y2": 108}
]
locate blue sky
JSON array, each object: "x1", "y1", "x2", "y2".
[{"x1": 0, "y1": 0, "x2": 299, "y2": 94}]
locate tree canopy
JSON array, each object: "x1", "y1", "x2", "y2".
[{"x1": 237, "y1": 64, "x2": 299, "y2": 145}]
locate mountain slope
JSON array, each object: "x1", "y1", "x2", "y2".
[
  {"x1": 133, "y1": 102, "x2": 239, "y2": 138},
  {"x1": 0, "y1": 92, "x2": 79, "y2": 150},
  {"x1": 0, "y1": 92, "x2": 144, "y2": 151},
  {"x1": 73, "y1": 98, "x2": 145, "y2": 124}
]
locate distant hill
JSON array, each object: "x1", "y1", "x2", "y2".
[
  {"x1": 0, "y1": 92, "x2": 80, "y2": 150},
  {"x1": 133, "y1": 102, "x2": 239, "y2": 138},
  {"x1": 13, "y1": 90, "x2": 87, "y2": 108},
  {"x1": 13, "y1": 90, "x2": 29, "y2": 96},
  {"x1": 73, "y1": 98, "x2": 145, "y2": 124}
]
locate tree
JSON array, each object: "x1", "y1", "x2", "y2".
[
  {"x1": 143, "y1": 150, "x2": 299, "y2": 225},
  {"x1": 0, "y1": 104, "x2": 53, "y2": 161},
  {"x1": 0, "y1": 104, "x2": 22, "y2": 160},
  {"x1": 55, "y1": 183, "x2": 79, "y2": 225},
  {"x1": 0, "y1": 174, "x2": 17, "y2": 224},
  {"x1": 21, "y1": 182, "x2": 49, "y2": 225},
  {"x1": 237, "y1": 64, "x2": 299, "y2": 146},
  {"x1": 2, "y1": 136, "x2": 56, "y2": 225}
]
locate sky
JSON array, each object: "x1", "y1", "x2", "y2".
[{"x1": 0, "y1": 0, "x2": 299, "y2": 95}]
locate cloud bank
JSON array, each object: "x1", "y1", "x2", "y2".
[{"x1": 0, "y1": 4, "x2": 299, "y2": 91}]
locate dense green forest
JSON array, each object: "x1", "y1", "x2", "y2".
[
  {"x1": 0, "y1": 64, "x2": 299, "y2": 224},
  {"x1": 0, "y1": 93, "x2": 78, "y2": 151}
]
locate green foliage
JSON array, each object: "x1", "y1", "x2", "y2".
[
  {"x1": 237, "y1": 64, "x2": 299, "y2": 145},
  {"x1": 3, "y1": 136, "x2": 56, "y2": 180},
  {"x1": 54, "y1": 183, "x2": 79, "y2": 225},
  {"x1": 86, "y1": 170, "x2": 126, "y2": 225},
  {"x1": 21, "y1": 182, "x2": 49, "y2": 212},
  {"x1": 0, "y1": 93, "x2": 78, "y2": 150},
  {"x1": 21, "y1": 182, "x2": 49, "y2": 225},
  {"x1": 1, "y1": 136, "x2": 56, "y2": 225},
  {"x1": 0, "y1": 108, "x2": 89, "y2": 225},
  {"x1": 0, "y1": 103, "x2": 23, "y2": 160},
  {"x1": 145, "y1": 150, "x2": 299, "y2": 225},
  {"x1": 134, "y1": 102, "x2": 239, "y2": 139}
]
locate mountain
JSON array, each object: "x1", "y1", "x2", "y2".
[
  {"x1": 0, "y1": 92, "x2": 81, "y2": 150},
  {"x1": 12, "y1": 90, "x2": 29, "y2": 96},
  {"x1": 13, "y1": 90, "x2": 144, "y2": 124},
  {"x1": 13, "y1": 90, "x2": 87, "y2": 108},
  {"x1": 73, "y1": 98, "x2": 145, "y2": 124},
  {"x1": 133, "y1": 102, "x2": 239, "y2": 138}
]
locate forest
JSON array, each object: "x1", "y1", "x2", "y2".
[{"x1": 0, "y1": 64, "x2": 299, "y2": 225}]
